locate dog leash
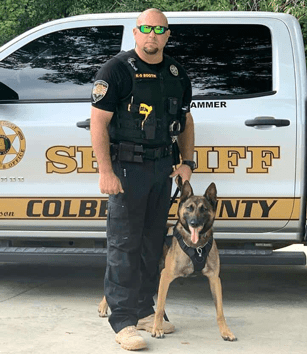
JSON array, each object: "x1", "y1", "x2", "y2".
[
  {"x1": 162, "y1": 186, "x2": 180, "y2": 323},
  {"x1": 170, "y1": 187, "x2": 180, "y2": 208}
]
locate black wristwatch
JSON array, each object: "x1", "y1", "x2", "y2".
[{"x1": 182, "y1": 160, "x2": 196, "y2": 171}]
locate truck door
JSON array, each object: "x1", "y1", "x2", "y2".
[
  {"x1": 167, "y1": 18, "x2": 298, "y2": 238},
  {"x1": 0, "y1": 21, "x2": 125, "y2": 234}
]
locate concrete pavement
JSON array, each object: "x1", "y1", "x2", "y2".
[{"x1": 0, "y1": 247, "x2": 307, "y2": 353}]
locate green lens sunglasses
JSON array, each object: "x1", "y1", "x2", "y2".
[{"x1": 137, "y1": 25, "x2": 169, "y2": 35}]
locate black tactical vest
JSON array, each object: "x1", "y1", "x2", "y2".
[{"x1": 109, "y1": 50, "x2": 186, "y2": 147}]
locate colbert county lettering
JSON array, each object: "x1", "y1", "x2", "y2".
[
  {"x1": 26, "y1": 199, "x2": 108, "y2": 218},
  {"x1": 0, "y1": 197, "x2": 297, "y2": 220}
]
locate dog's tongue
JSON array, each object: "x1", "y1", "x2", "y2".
[{"x1": 189, "y1": 226, "x2": 200, "y2": 244}]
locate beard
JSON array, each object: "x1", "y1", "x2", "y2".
[{"x1": 143, "y1": 46, "x2": 159, "y2": 55}]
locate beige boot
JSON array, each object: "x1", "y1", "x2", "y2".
[
  {"x1": 137, "y1": 314, "x2": 175, "y2": 334},
  {"x1": 115, "y1": 326, "x2": 147, "y2": 351}
]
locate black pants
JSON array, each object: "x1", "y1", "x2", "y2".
[{"x1": 104, "y1": 155, "x2": 173, "y2": 333}]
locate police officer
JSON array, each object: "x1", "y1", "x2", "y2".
[{"x1": 91, "y1": 8, "x2": 195, "y2": 351}]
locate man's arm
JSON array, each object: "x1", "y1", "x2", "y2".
[
  {"x1": 178, "y1": 112, "x2": 195, "y2": 160},
  {"x1": 170, "y1": 112, "x2": 195, "y2": 181},
  {"x1": 90, "y1": 106, "x2": 124, "y2": 195}
]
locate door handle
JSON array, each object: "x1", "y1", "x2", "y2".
[
  {"x1": 245, "y1": 117, "x2": 290, "y2": 127},
  {"x1": 76, "y1": 118, "x2": 90, "y2": 130}
]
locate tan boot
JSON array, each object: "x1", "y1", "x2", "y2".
[
  {"x1": 137, "y1": 314, "x2": 175, "y2": 334},
  {"x1": 115, "y1": 326, "x2": 147, "y2": 351}
]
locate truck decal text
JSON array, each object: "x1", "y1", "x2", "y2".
[
  {"x1": 45, "y1": 146, "x2": 280, "y2": 174},
  {"x1": 0, "y1": 197, "x2": 300, "y2": 221},
  {"x1": 190, "y1": 101, "x2": 227, "y2": 108}
]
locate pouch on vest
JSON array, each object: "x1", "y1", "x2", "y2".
[
  {"x1": 118, "y1": 142, "x2": 143, "y2": 163},
  {"x1": 141, "y1": 105, "x2": 156, "y2": 140}
]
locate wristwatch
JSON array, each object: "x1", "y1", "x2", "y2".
[{"x1": 182, "y1": 160, "x2": 196, "y2": 171}]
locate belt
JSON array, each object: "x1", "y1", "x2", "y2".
[{"x1": 111, "y1": 142, "x2": 173, "y2": 162}]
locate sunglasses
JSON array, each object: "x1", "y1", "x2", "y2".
[{"x1": 137, "y1": 25, "x2": 169, "y2": 35}]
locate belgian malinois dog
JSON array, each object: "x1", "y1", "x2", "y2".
[
  {"x1": 150, "y1": 177, "x2": 236, "y2": 341},
  {"x1": 98, "y1": 177, "x2": 236, "y2": 342}
]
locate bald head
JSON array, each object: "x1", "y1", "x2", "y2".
[{"x1": 136, "y1": 8, "x2": 168, "y2": 27}]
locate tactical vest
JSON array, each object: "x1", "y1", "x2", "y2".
[{"x1": 109, "y1": 50, "x2": 186, "y2": 147}]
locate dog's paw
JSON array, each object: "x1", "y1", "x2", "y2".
[
  {"x1": 151, "y1": 327, "x2": 165, "y2": 339},
  {"x1": 98, "y1": 303, "x2": 108, "y2": 317},
  {"x1": 219, "y1": 323, "x2": 237, "y2": 341},
  {"x1": 98, "y1": 309, "x2": 108, "y2": 318},
  {"x1": 222, "y1": 331, "x2": 237, "y2": 342},
  {"x1": 98, "y1": 306, "x2": 108, "y2": 317}
]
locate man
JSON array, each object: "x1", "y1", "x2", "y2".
[{"x1": 91, "y1": 8, "x2": 195, "y2": 351}]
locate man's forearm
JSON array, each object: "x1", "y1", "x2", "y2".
[
  {"x1": 178, "y1": 112, "x2": 195, "y2": 161},
  {"x1": 90, "y1": 107, "x2": 114, "y2": 174}
]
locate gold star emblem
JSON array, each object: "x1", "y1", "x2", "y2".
[{"x1": 0, "y1": 121, "x2": 26, "y2": 170}]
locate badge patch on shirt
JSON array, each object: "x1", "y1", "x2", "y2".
[
  {"x1": 92, "y1": 80, "x2": 109, "y2": 103},
  {"x1": 170, "y1": 65, "x2": 179, "y2": 77}
]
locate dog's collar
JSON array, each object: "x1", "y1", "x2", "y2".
[{"x1": 170, "y1": 227, "x2": 213, "y2": 272}]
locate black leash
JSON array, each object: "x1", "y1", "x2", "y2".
[
  {"x1": 163, "y1": 312, "x2": 169, "y2": 322},
  {"x1": 170, "y1": 187, "x2": 180, "y2": 208},
  {"x1": 162, "y1": 186, "x2": 180, "y2": 322}
]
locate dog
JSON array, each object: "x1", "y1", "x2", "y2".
[
  {"x1": 151, "y1": 177, "x2": 236, "y2": 341},
  {"x1": 98, "y1": 177, "x2": 236, "y2": 342}
]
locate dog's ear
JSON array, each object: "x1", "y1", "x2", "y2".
[
  {"x1": 180, "y1": 180, "x2": 194, "y2": 202},
  {"x1": 175, "y1": 175, "x2": 183, "y2": 191},
  {"x1": 204, "y1": 182, "x2": 217, "y2": 211}
]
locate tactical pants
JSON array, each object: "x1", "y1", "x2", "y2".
[{"x1": 104, "y1": 155, "x2": 173, "y2": 333}]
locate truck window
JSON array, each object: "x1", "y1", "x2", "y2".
[
  {"x1": 0, "y1": 26, "x2": 123, "y2": 101},
  {"x1": 166, "y1": 24, "x2": 272, "y2": 99}
]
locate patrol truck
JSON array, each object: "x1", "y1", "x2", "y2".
[{"x1": 0, "y1": 11, "x2": 306, "y2": 265}]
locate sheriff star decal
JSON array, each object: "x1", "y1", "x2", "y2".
[
  {"x1": 0, "y1": 120, "x2": 26, "y2": 170},
  {"x1": 92, "y1": 80, "x2": 109, "y2": 103}
]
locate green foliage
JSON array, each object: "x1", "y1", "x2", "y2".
[
  {"x1": 0, "y1": 0, "x2": 306, "y2": 61},
  {"x1": 301, "y1": 16, "x2": 307, "y2": 56}
]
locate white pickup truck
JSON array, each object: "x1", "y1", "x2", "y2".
[{"x1": 0, "y1": 11, "x2": 306, "y2": 265}]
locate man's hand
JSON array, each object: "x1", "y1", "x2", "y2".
[
  {"x1": 99, "y1": 172, "x2": 124, "y2": 195},
  {"x1": 170, "y1": 163, "x2": 192, "y2": 182}
]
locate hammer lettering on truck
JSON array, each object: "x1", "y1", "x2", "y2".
[
  {"x1": 45, "y1": 146, "x2": 280, "y2": 174},
  {"x1": 190, "y1": 101, "x2": 227, "y2": 108}
]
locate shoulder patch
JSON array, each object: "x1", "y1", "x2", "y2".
[{"x1": 92, "y1": 80, "x2": 109, "y2": 103}]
